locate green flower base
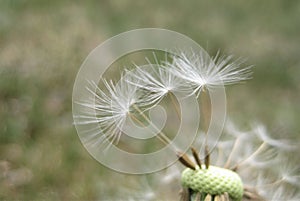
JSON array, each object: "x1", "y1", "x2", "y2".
[{"x1": 181, "y1": 165, "x2": 243, "y2": 201}]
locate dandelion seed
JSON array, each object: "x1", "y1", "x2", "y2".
[
  {"x1": 125, "y1": 53, "x2": 186, "y2": 109},
  {"x1": 74, "y1": 77, "x2": 147, "y2": 149},
  {"x1": 127, "y1": 66, "x2": 183, "y2": 104},
  {"x1": 275, "y1": 161, "x2": 300, "y2": 187},
  {"x1": 168, "y1": 50, "x2": 252, "y2": 96},
  {"x1": 252, "y1": 123, "x2": 297, "y2": 150}
]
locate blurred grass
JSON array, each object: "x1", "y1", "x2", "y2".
[{"x1": 0, "y1": 0, "x2": 300, "y2": 200}]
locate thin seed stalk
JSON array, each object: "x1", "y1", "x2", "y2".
[
  {"x1": 131, "y1": 104, "x2": 178, "y2": 152},
  {"x1": 200, "y1": 87, "x2": 211, "y2": 168}
]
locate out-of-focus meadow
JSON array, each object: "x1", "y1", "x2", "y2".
[{"x1": 1, "y1": 1, "x2": 300, "y2": 200}]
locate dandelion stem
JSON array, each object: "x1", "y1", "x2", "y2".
[
  {"x1": 168, "y1": 92, "x2": 181, "y2": 119},
  {"x1": 243, "y1": 187, "x2": 264, "y2": 200},
  {"x1": 131, "y1": 104, "x2": 178, "y2": 152},
  {"x1": 224, "y1": 137, "x2": 241, "y2": 169},
  {"x1": 256, "y1": 179, "x2": 283, "y2": 188},
  {"x1": 129, "y1": 112, "x2": 170, "y2": 148},
  {"x1": 216, "y1": 146, "x2": 224, "y2": 167},
  {"x1": 200, "y1": 87, "x2": 211, "y2": 168},
  {"x1": 128, "y1": 113, "x2": 148, "y2": 127},
  {"x1": 231, "y1": 142, "x2": 267, "y2": 170}
]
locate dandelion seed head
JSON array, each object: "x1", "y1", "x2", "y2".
[
  {"x1": 163, "y1": 120, "x2": 300, "y2": 201},
  {"x1": 73, "y1": 46, "x2": 298, "y2": 200}
]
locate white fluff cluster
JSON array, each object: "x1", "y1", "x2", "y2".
[
  {"x1": 158, "y1": 120, "x2": 300, "y2": 201},
  {"x1": 74, "y1": 78, "x2": 145, "y2": 147},
  {"x1": 167, "y1": 51, "x2": 252, "y2": 96},
  {"x1": 74, "y1": 50, "x2": 251, "y2": 148}
]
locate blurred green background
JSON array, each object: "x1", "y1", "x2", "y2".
[{"x1": 1, "y1": 0, "x2": 300, "y2": 200}]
